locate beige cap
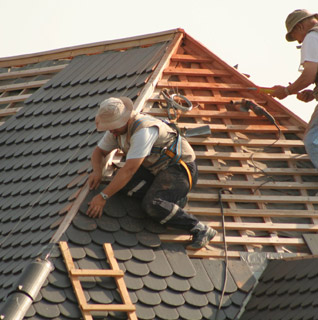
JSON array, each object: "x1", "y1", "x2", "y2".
[
  {"x1": 95, "y1": 97, "x2": 134, "y2": 131},
  {"x1": 285, "y1": 9, "x2": 317, "y2": 41}
]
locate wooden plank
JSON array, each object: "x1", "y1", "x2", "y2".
[
  {"x1": 163, "y1": 66, "x2": 231, "y2": 77},
  {"x1": 187, "y1": 137, "x2": 303, "y2": 147},
  {"x1": 196, "y1": 179, "x2": 318, "y2": 190},
  {"x1": 160, "y1": 234, "x2": 304, "y2": 245},
  {"x1": 70, "y1": 269, "x2": 124, "y2": 277},
  {"x1": 0, "y1": 94, "x2": 31, "y2": 104},
  {"x1": 188, "y1": 192, "x2": 318, "y2": 204},
  {"x1": 0, "y1": 107, "x2": 23, "y2": 116},
  {"x1": 208, "y1": 221, "x2": 318, "y2": 232},
  {"x1": 0, "y1": 64, "x2": 67, "y2": 80},
  {"x1": 148, "y1": 107, "x2": 289, "y2": 120},
  {"x1": 171, "y1": 53, "x2": 211, "y2": 62},
  {"x1": 187, "y1": 250, "x2": 308, "y2": 258},
  {"x1": 197, "y1": 165, "x2": 317, "y2": 176},
  {"x1": 158, "y1": 80, "x2": 256, "y2": 91},
  {"x1": 0, "y1": 79, "x2": 48, "y2": 92},
  {"x1": 175, "y1": 122, "x2": 303, "y2": 133},
  {"x1": 187, "y1": 207, "x2": 318, "y2": 218},
  {"x1": 194, "y1": 150, "x2": 309, "y2": 161}
]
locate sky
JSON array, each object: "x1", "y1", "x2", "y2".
[{"x1": 0, "y1": 0, "x2": 317, "y2": 122}]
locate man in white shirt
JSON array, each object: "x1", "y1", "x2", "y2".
[
  {"x1": 271, "y1": 9, "x2": 318, "y2": 167},
  {"x1": 86, "y1": 97, "x2": 217, "y2": 249}
]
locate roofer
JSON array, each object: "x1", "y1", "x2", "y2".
[
  {"x1": 270, "y1": 9, "x2": 318, "y2": 167},
  {"x1": 86, "y1": 97, "x2": 217, "y2": 249}
]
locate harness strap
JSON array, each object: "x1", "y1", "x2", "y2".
[{"x1": 164, "y1": 149, "x2": 193, "y2": 191}]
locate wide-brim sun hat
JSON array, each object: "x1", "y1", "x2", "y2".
[
  {"x1": 96, "y1": 97, "x2": 134, "y2": 131},
  {"x1": 285, "y1": 9, "x2": 318, "y2": 42}
]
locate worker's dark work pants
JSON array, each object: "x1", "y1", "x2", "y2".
[{"x1": 120, "y1": 162, "x2": 199, "y2": 232}]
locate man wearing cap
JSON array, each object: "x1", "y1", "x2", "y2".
[
  {"x1": 270, "y1": 9, "x2": 318, "y2": 167},
  {"x1": 86, "y1": 96, "x2": 217, "y2": 249}
]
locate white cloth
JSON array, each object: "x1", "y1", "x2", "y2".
[
  {"x1": 98, "y1": 126, "x2": 159, "y2": 159},
  {"x1": 301, "y1": 31, "x2": 318, "y2": 65}
]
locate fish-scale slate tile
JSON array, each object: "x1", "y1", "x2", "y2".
[
  {"x1": 241, "y1": 257, "x2": 318, "y2": 320},
  {"x1": 178, "y1": 304, "x2": 202, "y2": 320},
  {"x1": 124, "y1": 258, "x2": 150, "y2": 277},
  {"x1": 159, "y1": 287, "x2": 185, "y2": 307},
  {"x1": 142, "y1": 273, "x2": 167, "y2": 291},
  {"x1": 135, "y1": 303, "x2": 156, "y2": 320},
  {"x1": 153, "y1": 303, "x2": 179, "y2": 320},
  {"x1": 203, "y1": 259, "x2": 237, "y2": 293},
  {"x1": 162, "y1": 242, "x2": 196, "y2": 278}
]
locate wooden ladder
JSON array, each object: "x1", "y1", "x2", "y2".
[{"x1": 59, "y1": 241, "x2": 137, "y2": 320}]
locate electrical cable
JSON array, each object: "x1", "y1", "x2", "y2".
[{"x1": 216, "y1": 188, "x2": 232, "y2": 319}]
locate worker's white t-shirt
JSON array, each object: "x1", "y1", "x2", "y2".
[
  {"x1": 98, "y1": 127, "x2": 159, "y2": 160},
  {"x1": 301, "y1": 31, "x2": 318, "y2": 65}
]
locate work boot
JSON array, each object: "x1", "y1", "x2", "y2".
[{"x1": 188, "y1": 222, "x2": 217, "y2": 249}]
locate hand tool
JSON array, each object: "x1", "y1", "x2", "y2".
[{"x1": 247, "y1": 86, "x2": 275, "y2": 94}]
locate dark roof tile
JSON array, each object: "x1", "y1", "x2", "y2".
[
  {"x1": 159, "y1": 288, "x2": 185, "y2": 306},
  {"x1": 48, "y1": 270, "x2": 72, "y2": 289},
  {"x1": 228, "y1": 259, "x2": 256, "y2": 292},
  {"x1": 135, "y1": 303, "x2": 156, "y2": 320},
  {"x1": 223, "y1": 304, "x2": 240, "y2": 319},
  {"x1": 112, "y1": 243, "x2": 133, "y2": 261},
  {"x1": 124, "y1": 258, "x2": 149, "y2": 276},
  {"x1": 33, "y1": 300, "x2": 60, "y2": 318},
  {"x1": 130, "y1": 244, "x2": 155, "y2": 262},
  {"x1": 58, "y1": 300, "x2": 82, "y2": 319},
  {"x1": 136, "y1": 230, "x2": 161, "y2": 248},
  {"x1": 162, "y1": 243, "x2": 196, "y2": 278},
  {"x1": 177, "y1": 304, "x2": 202, "y2": 320},
  {"x1": 72, "y1": 213, "x2": 97, "y2": 232},
  {"x1": 189, "y1": 259, "x2": 214, "y2": 293},
  {"x1": 201, "y1": 304, "x2": 225, "y2": 320},
  {"x1": 203, "y1": 259, "x2": 237, "y2": 293},
  {"x1": 88, "y1": 286, "x2": 114, "y2": 304},
  {"x1": 113, "y1": 230, "x2": 138, "y2": 247},
  {"x1": 148, "y1": 248, "x2": 173, "y2": 277},
  {"x1": 123, "y1": 272, "x2": 144, "y2": 290},
  {"x1": 183, "y1": 290, "x2": 209, "y2": 307},
  {"x1": 118, "y1": 215, "x2": 144, "y2": 233},
  {"x1": 207, "y1": 291, "x2": 232, "y2": 308},
  {"x1": 135, "y1": 287, "x2": 161, "y2": 306},
  {"x1": 41, "y1": 286, "x2": 66, "y2": 304},
  {"x1": 88, "y1": 227, "x2": 114, "y2": 245},
  {"x1": 96, "y1": 215, "x2": 120, "y2": 232},
  {"x1": 166, "y1": 274, "x2": 191, "y2": 292},
  {"x1": 153, "y1": 303, "x2": 179, "y2": 320},
  {"x1": 142, "y1": 273, "x2": 167, "y2": 291}
]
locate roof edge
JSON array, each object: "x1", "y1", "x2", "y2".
[
  {"x1": 0, "y1": 29, "x2": 185, "y2": 68},
  {"x1": 183, "y1": 32, "x2": 308, "y2": 127}
]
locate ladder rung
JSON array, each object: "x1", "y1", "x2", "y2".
[
  {"x1": 83, "y1": 304, "x2": 136, "y2": 312},
  {"x1": 70, "y1": 269, "x2": 124, "y2": 277}
]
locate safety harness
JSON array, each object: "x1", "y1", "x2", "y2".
[{"x1": 130, "y1": 114, "x2": 193, "y2": 190}]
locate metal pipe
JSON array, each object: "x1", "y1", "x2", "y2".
[{"x1": 0, "y1": 259, "x2": 53, "y2": 320}]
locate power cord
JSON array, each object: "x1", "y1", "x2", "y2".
[{"x1": 216, "y1": 188, "x2": 232, "y2": 318}]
